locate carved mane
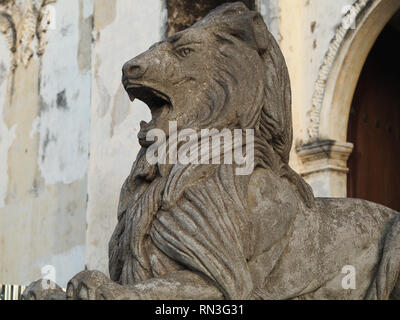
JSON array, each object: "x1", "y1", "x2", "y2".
[{"x1": 192, "y1": 2, "x2": 314, "y2": 207}]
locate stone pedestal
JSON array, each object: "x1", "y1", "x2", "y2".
[{"x1": 296, "y1": 140, "x2": 353, "y2": 198}]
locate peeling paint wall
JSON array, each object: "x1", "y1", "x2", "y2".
[
  {"x1": 0, "y1": 0, "x2": 92, "y2": 287},
  {"x1": 0, "y1": 36, "x2": 15, "y2": 208},
  {"x1": 86, "y1": 0, "x2": 167, "y2": 274},
  {"x1": 35, "y1": 0, "x2": 91, "y2": 186}
]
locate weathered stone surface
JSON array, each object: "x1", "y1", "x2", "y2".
[{"x1": 24, "y1": 2, "x2": 400, "y2": 300}]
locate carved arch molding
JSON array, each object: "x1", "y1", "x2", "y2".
[
  {"x1": 0, "y1": 0, "x2": 56, "y2": 70},
  {"x1": 306, "y1": 0, "x2": 400, "y2": 142},
  {"x1": 307, "y1": 0, "x2": 371, "y2": 141}
]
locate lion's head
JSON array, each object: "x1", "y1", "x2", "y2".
[
  {"x1": 122, "y1": 2, "x2": 292, "y2": 163},
  {"x1": 121, "y1": 2, "x2": 313, "y2": 205}
]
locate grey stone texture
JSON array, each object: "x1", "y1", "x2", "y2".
[{"x1": 23, "y1": 2, "x2": 400, "y2": 300}]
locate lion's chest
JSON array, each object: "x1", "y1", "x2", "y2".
[{"x1": 247, "y1": 168, "x2": 300, "y2": 257}]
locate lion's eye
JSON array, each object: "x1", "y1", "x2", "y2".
[{"x1": 176, "y1": 47, "x2": 193, "y2": 58}]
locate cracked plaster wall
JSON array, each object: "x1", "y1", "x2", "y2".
[{"x1": 0, "y1": 0, "x2": 92, "y2": 287}]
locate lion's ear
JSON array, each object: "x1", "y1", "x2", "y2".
[
  {"x1": 220, "y1": 12, "x2": 270, "y2": 56},
  {"x1": 250, "y1": 13, "x2": 270, "y2": 56}
]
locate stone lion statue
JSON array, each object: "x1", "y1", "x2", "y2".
[{"x1": 23, "y1": 2, "x2": 400, "y2": 300}]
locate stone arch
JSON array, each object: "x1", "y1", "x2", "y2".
[
  {"x1": 298, "y1": 0, "x2": 400, "y2": 197},
  {"x1": 308, "y1": 0, "x2": 400, "y2": 142}
]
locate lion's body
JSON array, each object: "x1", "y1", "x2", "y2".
[
  {"x1": 108, "y1": 162, "x2": 400, "y2": 300},
  {"x1": 248, "y1": 167, "x2": 400, "y2": 299},
  {"x1": 297, "y1": 198, "x2": 398, "y2": 300}
]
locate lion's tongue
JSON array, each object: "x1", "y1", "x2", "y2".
[{"x1": 139, "y1": 103, "x2": 169, "y2": 135}]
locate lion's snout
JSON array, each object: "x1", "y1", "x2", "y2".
[{"x1": 122, "y1": 56, "x2": 148, "y2": 81}]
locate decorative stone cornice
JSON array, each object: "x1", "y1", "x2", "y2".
[
  {"x1": 296, "y1": 140, "x2": 354, "y2": 176},
  {"x1": 0, "y1": 0, "x2": 56, "y2": 69},
  {"x1": 307, "y1": 0, "x2": 372, "y2": 141}
]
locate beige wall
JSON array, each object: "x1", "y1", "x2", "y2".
[
  {"x1": 0, "y1": 0, "x2": 92, "y2": 287},
  {"x1": 278, "y1": 0, "x2": 355, "y2": 172}
]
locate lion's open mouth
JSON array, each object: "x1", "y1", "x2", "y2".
[{"x1": 124, "y1": 84, "x2": 171, "y2": 129}]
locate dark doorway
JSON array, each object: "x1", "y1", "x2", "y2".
[
  {"x1": 347, "y1": 14, "x2": 400, "y2": 211},
  {"x1": 167, "y1": 0, "x2": 255, "y2": 36}
]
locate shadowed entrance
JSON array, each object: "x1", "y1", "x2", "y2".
[{"x1": 347, "y1": 13, "x2": 400, "y2": 211}]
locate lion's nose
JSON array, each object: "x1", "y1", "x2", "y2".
[{"x1": 122, "y1": 60, "x2": 147, "y2": 80}]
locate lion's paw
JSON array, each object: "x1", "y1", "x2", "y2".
[{"x1": 66, "y1": 270, "x2": 111, "y2": 300}]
